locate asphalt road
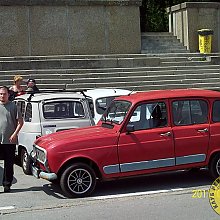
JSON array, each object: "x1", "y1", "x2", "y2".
[{"x1": 0, "y1": 161, "x2": 219, "y2": 219}]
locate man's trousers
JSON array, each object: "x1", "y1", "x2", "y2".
[{"x1": 0, "y1": 144, "x2": 16, "y2": 187}]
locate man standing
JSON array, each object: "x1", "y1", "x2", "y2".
[{"x1": 0, "y1": 86, "x2": 23, "y2": 192}]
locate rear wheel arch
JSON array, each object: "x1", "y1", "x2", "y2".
[
  {"x1": 208, "y1": 151, "x2": 220, "y2": 179},
  {"x1": 17, "y1": 145, "x2": 32, "y2": 175},
  {"x1": 57, "y1": 157, "x2": 102, "y2": 181},
  {"x1": 208, "y1": 151, "x2": 220, "y2": 165}
]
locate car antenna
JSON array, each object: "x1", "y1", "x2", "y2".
[{"x1": 128, "y1": 81, "x2": 144, "y2": 96}]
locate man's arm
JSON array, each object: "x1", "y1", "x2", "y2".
[{"x1": 9, "y1": 118, "x2": 24, "y2": 143}]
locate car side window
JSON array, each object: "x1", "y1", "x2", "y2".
[
  {"x1": 24, "y1": 103, "x2": 32, "y2": 122},
  {"x1": 87, "y1": 98, "x2": 95, "y2": 118},
  {"x1": 172, "y1": 100, "x2": 208, "y2": 126},
  {"x1": 16, "y1": 101, "x2": 26, "y2": 118},
  {"x1": 129, "y1": 102, "x2": 168, "y2": 131},
  {"x1": 212, "y1": 100, "x2": 220, "y2": 122},
  {"x1": 43, "y1": 101, "x2": 85, "y2": 119}
]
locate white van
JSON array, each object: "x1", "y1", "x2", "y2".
[
  {"x1": 15, "y1": 92, "x2": 94, "y2": 174},
  {"x1": 85, "y1": 88, "x2": 131, "y2": 124}
]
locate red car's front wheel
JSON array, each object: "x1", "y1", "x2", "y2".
[{"x1": 60, "y1": 163, "x2": 96, "y2": 198}]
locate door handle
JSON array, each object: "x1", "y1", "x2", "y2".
[
  {"x1": 160, "y1": 131, "x2": 171, "y2": 137},
  {"x1": 197, "y1": 128, "x2": 209, "y2": 133}
]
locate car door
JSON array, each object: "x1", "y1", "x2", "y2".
[
  {"x1": 117, "y1": 100, "x2": 175, "y2": 176},
  {"x1": 171, "y1": 98, "x2": 210, "y2": 167}
]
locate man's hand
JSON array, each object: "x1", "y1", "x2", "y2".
[{"x1": 9, "y1": 133, "x2": 17, "y2": 143}]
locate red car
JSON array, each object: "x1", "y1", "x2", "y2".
[{"x1": 31, "y1": 89, "x2": 220, "y2": 198}]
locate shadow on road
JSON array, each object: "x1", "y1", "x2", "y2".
[
  {"x1": 0, "y1": 164, "x2": 213, "y2": 199},
  {"x1": 19, "y1": 168, "x2": 213, "y2": 199},
  {"x1": 0, "y1": 184, "x2": 65, "y2": 200},
  {"x1": 0, "y1": 162, "x2": 64, "y2": 198},
  {"x1": 92, "y1": 169, "x2": 213, "y2": 197}
]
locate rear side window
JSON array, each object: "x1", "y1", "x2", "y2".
[
  {"x1": 172, "y1": 100, "x2": 208, "y2": 125},
  {"x1": 212, "y1": 101, "x2": 220, "y2": 122},
  {"x1": 25, "y1": 103, "x2": 32, "y2": 122},
  {"x1": 43, "y1": 101, "x2": 85, "y2": 119},
  {"x1": 16, "y1": 101, "x2": 26, "y2": 118},
  {"x1": 87, "y1": 98, "x2": 94, "y2": 118}
]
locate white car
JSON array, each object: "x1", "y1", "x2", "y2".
[
  {"x1": 84, "y1": 88, "x2": 132, "y2": 124},
  {"x1": 15, "y1": 92, "x2": 94, "y2": 174}
]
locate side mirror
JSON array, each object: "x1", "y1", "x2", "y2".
[{"x1": 126, "y1": 124, "x2": 135, "y2": 133}]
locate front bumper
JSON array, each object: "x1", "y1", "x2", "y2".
[
  {"x1": 32, "y1": 165, "x2": 57, "y2": 181},
  {"x1": 30, "y1": 150, "x2": 57, "y2": 181}
]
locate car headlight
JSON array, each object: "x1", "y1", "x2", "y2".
[{"x1": 33, "y1": 144, "x2": 47, "y2": 164}]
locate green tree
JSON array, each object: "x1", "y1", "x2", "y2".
[{"x1": 140, "y1": 0, "x2": 218, "y2": 32}]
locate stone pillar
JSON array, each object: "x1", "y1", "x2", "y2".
[
  {"x1": 167, "y1": 2, "x2": 220, "y2": 53},
  {"x1": 0, "y1": 0, "x2": 142, "y2": 56}
]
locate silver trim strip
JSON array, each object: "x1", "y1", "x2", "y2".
[
  {"x1": 103, "y1": 164, "x2": 120, "y2": 174},
  {"x1": 176, "y1": 154, "x2": 206, "y2": 165},
  {"x1": 120, "y1": 158, "x2": 175, "y2": 173},
  {"x1": 103, "y1": 154, "x2": 207, "y2": 174}
]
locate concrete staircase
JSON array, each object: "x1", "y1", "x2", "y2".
[
  {"x1": 0, "y1": 32, "x2": 219, "y2": 92},
  {"x1": 141, "y1": 32, "x2": 189, "y2": 54},
  {"x1": 0, "y1": 53, "x2": 220, "y2": 92}
]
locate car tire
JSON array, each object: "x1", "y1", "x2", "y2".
[
  {"x1": 21, "y1": 149, "x2": 32, "y2": 175},
  {"x1": 209, "y1": 154, "x2": 220, "y2": 179},
  {"x1": 60, "y1": 163, "x2": 96, "y2": 198}
]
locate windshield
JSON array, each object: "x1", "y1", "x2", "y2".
[{"x1": 101, "y1": 100, "x2": 131, "y2": 125}]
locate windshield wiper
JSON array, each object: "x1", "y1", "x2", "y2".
[{"x1": 101, "y1": 122, "x2": 114, "y2": 129}]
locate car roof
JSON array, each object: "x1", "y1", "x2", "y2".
[
  {"x1": 15, "y1": 92, "x2": 85, "y2": 102},
  {"x1": 115, "y1": 89, "x2": 220, "y2": 103},
  {"x1": 84, "y1": 88, "x2": 131, "y2": 99}
]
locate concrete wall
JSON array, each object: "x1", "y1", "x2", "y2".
[
  {"x1": 167, "y1": 2, "x2": 220, "y2": 53},
  {"x1": 0, "y1": 0, "x2": 142, "y2": 56}
]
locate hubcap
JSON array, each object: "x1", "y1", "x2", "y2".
[
  {"x1": 77, "y1": 178, "x2": 83, "y2": 184},
  {"x1": 67, "y1": 168, "x2": 92, "y2": 194}
]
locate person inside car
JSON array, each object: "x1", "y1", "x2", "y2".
[
  {"x1": 9, "y1": 75, "x2": 26, "y2": 100},
  {"x1": 150, "y1": 105, "x2": 167, "y2": 128},
  {"x1": 26, "y1": 79, "x2": 40, "y2": 93}
]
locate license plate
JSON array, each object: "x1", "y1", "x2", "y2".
[{"x1": 32, "y1": 166, "x2": 40, "y2": 179}]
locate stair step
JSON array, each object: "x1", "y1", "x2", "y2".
[
  {"x1": 71, "y1": 75, "x2": 220, "y2": 84},
  {"x1": 161, "y1": 61, "x2": 212, "y2": 66},
  {"x1": 66, "y1": 77, "x2": 220, "y2": 89},
  {"x1": 0, "y1": 64, "x2": 219, "y2": 78},
  {"x1": 141, "y1": 32, "x2": 188, "y2": 54},
  {"x1": 141, "y1": 49, "x2": 189, "y2": 54}
]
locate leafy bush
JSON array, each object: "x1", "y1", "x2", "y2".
[{"x1": 140, "y1": 0, "x2": 218, "y2": 32}]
